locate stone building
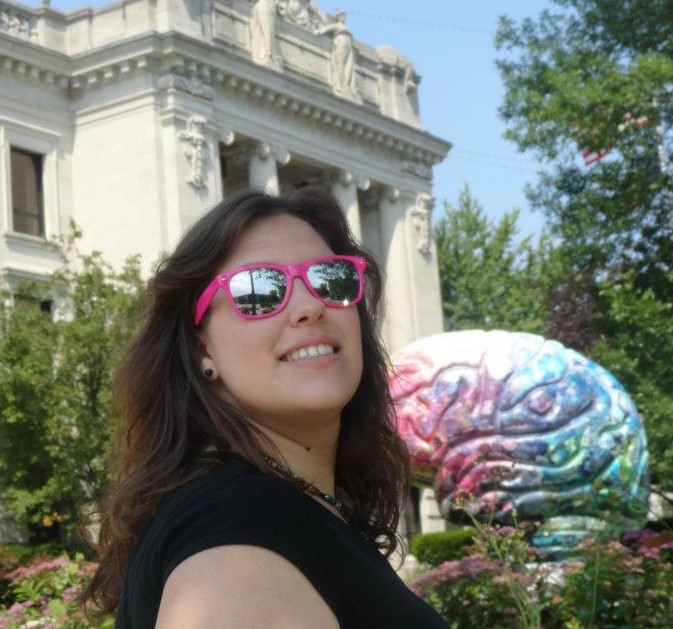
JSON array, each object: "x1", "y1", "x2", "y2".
[
  {"x1": 0, "y1": 0, "x2": 449, "y2": 353},
  {"x1": 0, "y1": 0, "x2": 450, "y2": 538}
]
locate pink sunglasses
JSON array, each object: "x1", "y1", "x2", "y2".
[{"x1": 194, "y1": 255, "x2": 366, "y2": 325}]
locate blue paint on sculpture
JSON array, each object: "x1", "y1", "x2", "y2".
[{"x1": 389, "y1": 330, "x2": 650, "y2": 554}]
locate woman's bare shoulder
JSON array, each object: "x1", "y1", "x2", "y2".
[{"x1": 155, "y1": 544, "x2": 339, "y2": 629}]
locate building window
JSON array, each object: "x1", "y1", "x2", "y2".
[
  {"x1": 13, "y1": 294, "x2": 53, "y2": 316},
  {"x1": 10, "y1": 147, "x2": 44, "y2": 237}
]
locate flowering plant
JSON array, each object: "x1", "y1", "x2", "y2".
[
  {"x1": 409, "y1": 524, "x2": 673, "y2": 628},
  {"x1": 0, "y1": 554, "x2": 111, "y2": 629}
]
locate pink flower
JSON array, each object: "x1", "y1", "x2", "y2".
[
  {"x1": 62, "y1": 584, "x2": 83, "y2": 604},
  {"x1": 8, "y1": 599, "x2": 34, "y2": 612},
  {"x1": 7, "y1": 557, "x2": 70, "y2": 581}
]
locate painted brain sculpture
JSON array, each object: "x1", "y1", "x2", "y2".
[{"x1": 389, "y1": 330, "x2": 650, "y2": 552}]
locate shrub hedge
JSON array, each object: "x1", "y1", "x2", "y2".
[{"x1": 410, "y1": 527, "x2": 476, "y2": 566}]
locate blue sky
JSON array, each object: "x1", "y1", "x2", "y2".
[{"x1": 34, "y1": 0, "x2": 554, "y2": 236}]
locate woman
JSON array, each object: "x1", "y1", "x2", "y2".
[{"x1": 85, "y1": 188, "x2": 448, "y2": 628}]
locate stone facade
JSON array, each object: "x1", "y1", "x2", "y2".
[{"x1": 0, "y1": 0, "x2": 449, "y2": 351}]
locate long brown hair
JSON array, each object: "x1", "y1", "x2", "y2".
[{"x1": 84, "y1": 187, "x2": 410, "y2": 615}]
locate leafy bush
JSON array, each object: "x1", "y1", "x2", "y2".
[
  {"x1": 410, "y1": 554, "x2": 534, "y2": 627},
  {"x1": 545, "y1": 532, "x2": 673, "y2": 628},
  {"x1": 0, "y1": 544, "x2": 81, "y2": 603},
  {"x1": 411, "y1": 528, "x2": 476, "y2": 566},
  {"x1": 0, "y1": 235, "x2": 144, "y2": 535},
  {"x1": 410, "y1": 524, "x2": 673, "y2": 629},
  {"x1": 0, "y1": 552, "x2": 111, "y2": 628}
]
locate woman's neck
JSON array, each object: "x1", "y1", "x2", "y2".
[{"x1": 249, "y1": 418, "x2": 339, "y2": 496}]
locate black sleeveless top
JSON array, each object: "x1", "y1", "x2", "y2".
[{"x1": 116, "y1": 456, "x2": 448, "y2": 628}]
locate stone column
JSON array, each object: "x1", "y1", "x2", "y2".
[
  {"x1": 331, "y1": 169, "x2": 369, "y2": 242},
  {"x1": 378, "y1": 186, "x2": 417, "y2": 353},
  {"x1": 248, "y1": 141, "x2": 290, "y2": 195}
]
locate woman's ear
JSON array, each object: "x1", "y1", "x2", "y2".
[
  {"x1": 201, "y1": 358, "x2": 217, "y2": 380},
  {"x1": 197, "y1": 332, "x2": 217, "y2": 380}
]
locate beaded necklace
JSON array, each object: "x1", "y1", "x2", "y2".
[{"x1": 263, "y1": 454, "x2": 350, "y2": 520}]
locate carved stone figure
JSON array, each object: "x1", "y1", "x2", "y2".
[
  {"x1": 409, "y1": 193, "x2": 433, "y2": 254},
  {"x1": 390, "y1": 330, "x2": 650, "y2": 556},
  {"x1": 285, "y1": 0, "x2": 310, "y2": 27},
  {"x1": 250, "y1": 0, "x2": 282, "y2": 70},
  {"x1": 274, "y1": 0, "x2": 325, "y2": 30},
  {"x1": 178, "y1": 116, "x2": 209, "y2": 189},
  {"x1": 317, "y1": 12, "x2": 361, "y2": 103}
]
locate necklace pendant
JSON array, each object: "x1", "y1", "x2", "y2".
[{"x1": 263, "y1": 454, "x2": 349, "y2": 519}]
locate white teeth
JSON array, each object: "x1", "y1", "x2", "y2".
[{"x1": 284, "y1": 343, "x2": 335, "y2": 362}]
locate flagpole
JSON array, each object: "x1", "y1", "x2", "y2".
[{"x1": 654, "y1": 97, "x2": 670, "y2": 176}]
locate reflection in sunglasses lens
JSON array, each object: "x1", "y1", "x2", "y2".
[
  {"x1": 230, "y1": 268, "x2": 286, "y2": 316},
  {"x1": 228, "y1": 260, "x2": 360, "y2": 317},
  {"x1": 307, "y1": 261, "x2": 359, "y2": 304}
]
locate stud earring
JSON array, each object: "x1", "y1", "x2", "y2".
[{"x1": 204, "y1": 368, "x2": 214, "y2": 379}]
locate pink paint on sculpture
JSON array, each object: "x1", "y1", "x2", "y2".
[{"x1": 390, "y1": 330, "x2": 649, "y2": 553}]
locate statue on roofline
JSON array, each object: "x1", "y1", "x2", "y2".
[
  {"x1": 317, "y1": 11, "x2": 361, "y2": 103},
  {"x1": 276, "y1": 0, "x2": 328, "y2": 31},
  {"x1": 250, "y1": 0, "x2": 283, "y2": 70}
]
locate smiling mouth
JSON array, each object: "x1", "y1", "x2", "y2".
[{"x1": 281, "y1": 344, "x2": 338, "y2": 362}]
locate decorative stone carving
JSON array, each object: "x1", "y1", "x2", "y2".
[
  {"x1": 254, "y1": 141, "x2": 291, "y2": 165},
  {"x1": 0, "y1": 4, "x2": 36, "y2": 40},
  {"x1": 317, "y1": 12, "x2": 361, "y2": 103},
  {"x1": 330, "y1": 169, "x2": 370, "y2": 191},
  {"x1": 158, "y1": 74, "x2": 215, "y2": 100},
  {"x1": 250, "y1": 0, "x2": 283, "y2": 70},
  {"x1": 361, "y1": 185, "x2": 401, "y2": 210},
  {"x1": 219, "y1": 128, "x2": 235, "y2": 147},
  {"x1": 409, "y1": 193, "x2": 433, "y2": 254},
  {"x1": 402, "y1": 61, "x2": 418, "y2": 94},
  {"x1": 178, "y1": 116, "x2": 209, "y2": 189},
  {"x1": 385, "y1": 185, "x2": 401, "y2": 203},
  {"x1": 402, "y1": 160, "x2": 432, "y2": 180},
  {"x1": 276, "y1": 0, "x2": 327, "y2": 31},
  {"x1": 376, "y1": 46, "x2": 420, "y2": 91},
  {"x1": 230, "y1": 141, "x2": 291, "y2": 167}
]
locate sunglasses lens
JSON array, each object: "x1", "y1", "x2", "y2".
[
  {"x1": 307, "y1": 260, "x2": 360, "y2": 306},
  {"x1": 229, "y1": 267, "x2": 287, "y2": 317}
]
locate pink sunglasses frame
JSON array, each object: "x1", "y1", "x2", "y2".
[{"x1": 194, "y1": 255, "x2": 366, "y2": 325}]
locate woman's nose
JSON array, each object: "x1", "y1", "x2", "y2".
[{"x1": 286, "y1": 277, "x2": 325, "y2": 325}]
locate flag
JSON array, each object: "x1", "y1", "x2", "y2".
[
  {"x1": 582, "y1": 148, "x2": 612, "y2": 167},
  {"x1": 581, "y1": 112, "x2": 648, "y2": 167}
]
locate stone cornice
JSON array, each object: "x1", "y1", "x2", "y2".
[{"x1": 1, "y1": 29, "x2": 451, "y2": 166}]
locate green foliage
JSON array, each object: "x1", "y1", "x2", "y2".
[
  {"x1": 0, "y1": 231, "x2": 144, "y2": 535},
  {"x1": 0, "y1": 552, "x2": 113, "y2": 628},
  {"x1": 0, "y1": 289, "x2": 60, "y2": 527},
  {"x1": 411, "y1": 556, "x2": 528, "y2": 629},
  {"x1": 588, "y1": 271, "x2": 673, "y2": 486},
  {"x1": 495, "y1": 0, "x2": 673, "y2": 292},
  {"x1": 496, "y1": 1, "x2": 673, "y2": 287},
  {"x1": 548, "y1": 535, "x2": 673, "y2": 628},
  {"x1": 410, "y1": 528, "x2": 475, "y2": 566},
  {"x1": 435, "y1": 186, "x2": 553, "y2": 333}
]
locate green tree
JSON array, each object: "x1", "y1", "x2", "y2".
[
  {"x1": 0, "y1": 288, "x2": 60, "y2": 534},
  {"x1": 435, "y1": 186, "x2": 552, "y2": 333},
  {"x1": 496, "y1": 0, "x2": 673, "y2": 295},
  {"x1": 0, "y1": 237, "x2": 144, "y2": 537},
  {"x1": 590, "y1": 271, "x2": 673, "y2": 490}
]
